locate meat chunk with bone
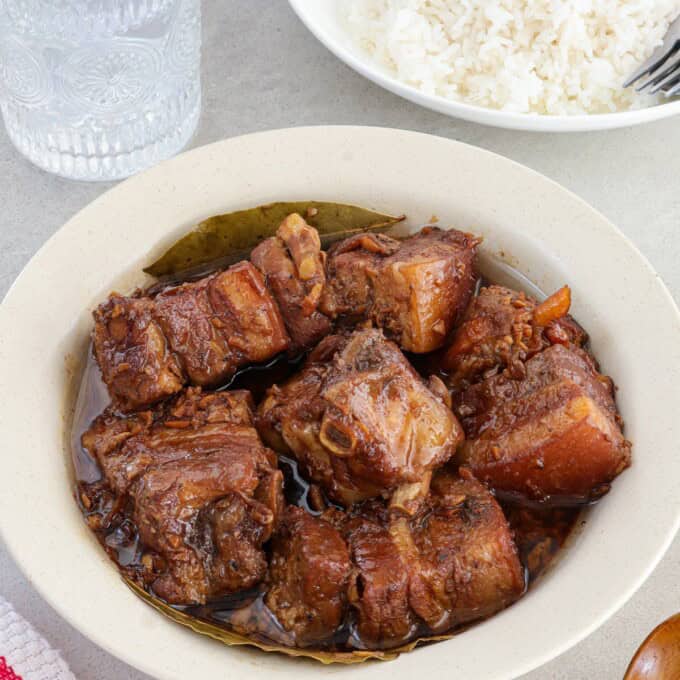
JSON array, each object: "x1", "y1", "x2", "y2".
[
  {"x1": 265, "y1": 506, "x2": 351, "y2": 646},
  {"x1": 257, "y1": 329, "x2": 463, "y2": 506},
  {"x1": 92, "y1": 262, "x2": 289, "y2": 411},
  {"x1": 457, "y1": 344, "x2": 631, "y2": 502},
  {"x1": 320, "y1": 227, "x2": 480, "y2": 353},
  {"x1": 442, "y1": 284, "x2": 586, "y2": 391},
  {"x1": 82, "y1": 388, "x2": 283, "y2": 604},
  {"x1": 263, "y1": 472, "x2": 521, "y2": 650},
  {"x1": 317, "y1": 471, "x2": 523, "y2": 648},
  {"x1": 251, "y1": 213, "x2": 331, "y2": 351}
]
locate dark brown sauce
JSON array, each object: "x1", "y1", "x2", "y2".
[{"x1": 72, "y1": 262, "x2": 584, "y2": 653}]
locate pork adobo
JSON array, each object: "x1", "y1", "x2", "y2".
[
  {"x1": 258, "y1": 328, "x2": 464, "y2": 506},
  {"x1": 266, "y1": 506, "x2": 351, "y2": 645},
  {"x1": 94, "y1": 263, "x2": 289, "y2": 410},
  {"x1": 321, "y1": 227, "x2": 480, "y2": 353},
  {"x1": 81, "y1": 388, "x2": 283, "y2": 603},
  {"x1": 263, "y1": 470, "x2": 524, "y2": 649},
  {"x1": 251, "y1": 213, "x2": 332, "y2": 351},
  {"x1": 457, "y1": 344, "x2": 631, "y2": 502},
  {"x1": 92, "y1": 295, "x2": 184, "y2": 411},
  {"x1": 441, "y1": 284, "x2": 586, "y2": 391},
  {"x1": 74, "y1": 208, "x2": 630, "y2": 658}
]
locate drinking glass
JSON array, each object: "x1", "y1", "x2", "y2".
[{"x1": 0, "y1": 0, "x2": 201, "y2": 181}]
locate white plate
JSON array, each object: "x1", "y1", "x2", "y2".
[
  {"x1": 289, "y1": 0, "x2": 680, "y2": 132},
  {"x1": 1, "y1": 126, "x2": 680, "y2": 680}
]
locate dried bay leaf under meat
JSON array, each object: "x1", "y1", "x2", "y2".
[
  {"x1": 125, "y1": 579, "x2": 459, "y2": 664},
  {"x1": 145, "y1": 201, "x2": 404, "y2": 281}
]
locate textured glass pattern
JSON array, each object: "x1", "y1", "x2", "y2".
[{"x1": 0, "y1": 0, "x2": 201, "y2": 180}]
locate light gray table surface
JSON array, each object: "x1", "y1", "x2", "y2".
[{"x1": 1, "y1": 3, "x2": 679, "y2": 679}]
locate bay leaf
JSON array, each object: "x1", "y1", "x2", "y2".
[
  {"x1": 124, "y1": 579, "x2": 457, "y2": 664},
  {"x1": 144, "y1": 201, "x2": 404, "y2": 280}
]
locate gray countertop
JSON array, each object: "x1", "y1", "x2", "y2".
[{"x1": 1, "y1": 3, "x2": 679, "y2": 679}]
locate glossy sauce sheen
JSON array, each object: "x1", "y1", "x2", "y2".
[{"x1": 72, "y1": 263, "x2": 582, "y2": 652}]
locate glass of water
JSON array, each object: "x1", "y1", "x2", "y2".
[{"x1": 0, "y1": 0, "x2": 201, "y2": 181}]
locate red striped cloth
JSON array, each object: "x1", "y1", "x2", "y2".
[
  {"x1": 0, "y1": 657, "x2": 22, "y2": 680},
  {"x1": 0, "y1": 596, "x2": 75, "y2": 680}
]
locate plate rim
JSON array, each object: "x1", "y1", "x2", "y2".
[{"x1": 1, "y1": 125, "x2": 679, "y2": 680}]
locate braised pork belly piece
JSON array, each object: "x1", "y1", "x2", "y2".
[
  {"x1": 345, "y1": 472, "x2": 523, "y2": 646},
  {"x1": 83, "y1": 388, "x2": 259, "y2": 494},
  {"x1": 320, "y1": 227, "x2": 480, "y2": 353},
  {"x1": 263, "y1": 472, "x2": 522, "y2": 650},
  {"x1": 442, "y1": 284, "x2": 586, "y2": 391},
  {"x1": 154, "y1": 261, "x2": 289, "y2": 385},
  {"x1": 257, "y1": 329, "x2": 464, "y2": 506},
  {"x1": 82, "y1": 388, "x2": 283, "y2": 604},
  {"x1": 266, "y1": 507, "x2": 351, "y2": 646},
  {"x1": 344, "y1": 512, "x2": 417, "y2": 646},
  {"x1": 92, "y1": 295, "x2": 185, "y2": 411},
  {"x1": 309, "y1": 471, "x2": 523, "y2": 648},
  {"x1": 457, "y1": 344, "x2": 631, "y2": 502},
  {"x1": 92, "y1": 262, "x2": 289, "y2": 411},
  {"x1": 251, "y1": 213, "x2": 331, "y2": 351},
  {"x1": 402, "y1": 471, "x2": 525, "y2": 632}
]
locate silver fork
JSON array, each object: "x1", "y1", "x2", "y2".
[{"x1": 624, "y1": 14, "x2": 680, "y2": 96}]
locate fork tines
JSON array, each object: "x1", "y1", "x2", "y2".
[{"x1": 624, "y1": 15, "x2": 680, "y2": 97}]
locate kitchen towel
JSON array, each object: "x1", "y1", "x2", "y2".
[{"x1": 0, "y1": 596, "x2": 75, "y2": 680}]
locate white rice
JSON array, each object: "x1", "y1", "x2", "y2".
[{"x1": 345, "y1": 0, "x2": 680, "y2": 114}]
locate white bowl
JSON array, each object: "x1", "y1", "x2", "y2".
[
  {"x1": 288, "y1": 0, "x2": 680, "y2": 132},
  {"x1": 1, "y1": 127, "x2": 680, "y2": 680}
]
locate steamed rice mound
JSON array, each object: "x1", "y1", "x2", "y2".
[{"x1": 346, "y1": 0, "x2": 680, "y2": 115}]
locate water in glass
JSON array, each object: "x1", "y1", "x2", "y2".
[{"x1": 0, "y1": 0, "x2": 201, "y2": 180}]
